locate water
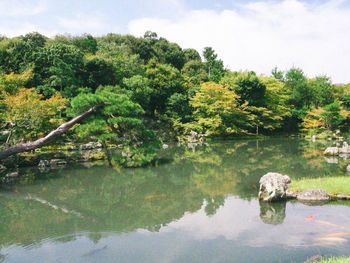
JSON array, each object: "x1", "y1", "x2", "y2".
[{"x1": 1, "y1": 138, "x2": 350, "y2": 263}]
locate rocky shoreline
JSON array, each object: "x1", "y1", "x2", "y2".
[{"x1": 258, "y1": 172, "x2": 350, "y2": 203}]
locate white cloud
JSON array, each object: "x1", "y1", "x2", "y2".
[
  {"x1": 128, "y1": 0, "x2": 350, "y2": 83},
  {"x1": 0, "y1": 0, "x2": 47, "y2": 16},
  {"x1": 58, "y1": 14, "x2": 117, "y2": 35},
  {"x1": 0, "y1": 22, "x2": 57, "y2": 38}
]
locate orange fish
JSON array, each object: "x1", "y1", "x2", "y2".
[
  {"x1": 144, "y1": 194, "x2": 167, "y2": 200},
  {"x1": 305, "y1": 215, "x2": 316, "y2": 222},
  {"x1": 314, "y1": 220, "x2": 344, "y2": 229},
  {"x1": 319, "y1": 232, "x2": 350, "y2": 238}
]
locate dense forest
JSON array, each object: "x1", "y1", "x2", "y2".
[{"x1": 0, "y1": 31, "x2": 349, "y2": 165}]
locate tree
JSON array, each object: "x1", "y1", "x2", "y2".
[
  {"x1": 285, "y1": 68, "x2": 312, "y2": 109},
  {"x1": 203, "y1": 47, "x2": 225, "y2": 82},
  {"x1": 183, "y1": 48, "x2": 201, "y2": 62},
  {"x1": 0, "y1": 87, "x2": 160, "y2": 165},
  {"x1": 153, "y1": 38, "x2": 185, "y2": 70},
  {"x1": 71, "y1": 34, "x2": 98, "y2": 54},
  {"x1": 32, "y1": 42, "x2": 85, "y2": 94},
  {"x1": 145, "y1": 59, "x2": 185, "y2": 114},
  {"x1": 84, "y1": 57, "x2": 117, "y2": 91},
  {"x1": 69, "y1": 87, "x2": 161, "y2": 167},
  {"x1": 303, "y1": 100, "x2": 349, "y2": 132},
  {"x1": 247, "y1": 76, "x2": 291, "y2": 134},
  {"x1": 123, "y1": 75, "x2": 153, "y2": 113},
  {"x1": 220, "y1": 71, "x2": 266, "y2": 107},
  {"x1": 308, "y1": 75, "x2": 334, "y2": 107},
  {"x1": 1, "y1": 88, "x2": 67, "y2": 143},
  {"x1": 181, "y1": 60, "x2": 208, "y2": 87},
  {"x1": 203, "y1": 47, "x2": 217, "y2": 76},
  {"x1": 69, "y1": 88, "x2": 145, "y2": 142},
  {"x1": 96, "y1": 40, "x2": 143, "y2": 84},
  {"x1": 0, "y1": 70, "x2": 33, "y2": 95},
  {"x1": 271, "y1": 66, "x2": 284, "y2": 81},
  {"x1": 186, "y1": 82, "x2": 252, "y2": 136}
]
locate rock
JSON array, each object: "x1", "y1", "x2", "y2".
[
  {"x1": 258, "y1": 172, "x2": 291, "y2": 202},
  {"x1": 38, "y1": 159, "x2": 50, "y2": 168},
  {"x1": 286, "y1": 189, "x2": 297, "y2": 198},
  {"x1": 335, "y1": 194, "x2": 350, "y2": 200},
  {"x1": 340, "y1": 142, "x2": 350, "y2": 154},
  {"x1": 50, "y1": 159, "x2": 67, "y2": 167},
  {"x1": 347, "y1": 165, "x2": 350, "y2": 172},
  {"x1": 162, "y1": 144, "x2": 169, "y2": 149},
  {"x1": 339, "y1": 137, "x2": 344, "y2": 141},
  {"x1": 324, "y1": 147, "x2": 339, "y2": 156},
  {"x1": 80, "y1": 142, "x2": 103, "y2": 151},
  {"x1": 324, "y1": 157, "x2": 338, "y2": 164},
  {"x1": 311, "y1": 135, "x2": 316, "y2": 142},
  {"x1": 5, "y1": 172, "x2": 18, "y2": 178},
  {"x1": 297, "y1": 189, "x2": 329, "y2": 201}
]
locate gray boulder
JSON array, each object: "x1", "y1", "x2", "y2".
[
  {"x1": 324, "y1": 147, "x2": 339, "y2": 156},
  {"x1": 50, "y1": 159, "x2": 67, "y2": 167},
  {"x1": 5, "y1": 172, "x2": 18, "y2": 178},
  {"x1": 80, "y1": 142, "x2": 103, "y2": 151},
  {"x1": 258, "y1": 172, "x2": 291, "y2": 202},
  {"x1": 297, "y1": 189, "x2": 329, "y2": 201},
  {"x1": 38, "y1": 159, "x2": 50, "y2": 169}
]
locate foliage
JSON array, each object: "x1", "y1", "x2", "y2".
[
  {"x1": 187, "y1": 82, "x2": 252, "y2": 136},
  {"x1": 220, "y1": 71, "x2": 266, "y2": 107},
  {"x1": 303, "y1": 101, "x2": 349, "y2": 132},
  {"x1": 203, "y1": 47, "x2": 225, "y2": 82},
  {"x1": 68, "y1": 87, "x2": 145, "y2": 141},
  {"x1": 0, "y1": 70, "x2": 33, "y2": 94},
  {"x1": 145, "y1": 59, "x2": 185, "y2": 114},
  {"x1": 0, "y1": 31, "x2": 349, "y2": 158},
  {"x1": 1, "y1": 88, "x2": 67, "y2": 142}
]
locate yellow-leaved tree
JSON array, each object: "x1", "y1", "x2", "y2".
[
  {"x1": 0, "y1": 71, "x2": 67, "y2": 145},
  {"x1": 184, "y1": 82, "x2": 253, "y2": 136}
]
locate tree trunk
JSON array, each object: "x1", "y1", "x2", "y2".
[{"x1": 0, "y1": 107, "x2": 95, "y2": 161}]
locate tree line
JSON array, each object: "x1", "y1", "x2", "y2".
[{"x1": 0, "y1": 31, "x2": 349, "y2": 162}]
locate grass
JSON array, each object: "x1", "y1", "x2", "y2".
[
  {"x1": 289, "y1": 176, "x2": 350, "y2": 195},
  {"x1": 317, "y1": 257, "x2": 350, "y2": 263}
]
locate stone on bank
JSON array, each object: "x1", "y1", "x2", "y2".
[{"x1": 258, "y1": 172, "x2": 291, "y2": 202}]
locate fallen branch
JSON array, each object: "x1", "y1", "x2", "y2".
[{"x1": 0, "y1": 107, "x2": 95, "y2": 161}]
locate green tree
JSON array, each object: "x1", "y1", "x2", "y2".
[
  {"x1": 203, "y1": 47, "x2": 225, "y2": 82},
  {"x1": 186, "y1": 82, "x2": 252, "y2": 136},
  {"x1": 285, "y1": 68, "x2": 312, "y2": 109},
  {"x1": 220, "y1": 71, "x2": 266, "y2": 107},
  {"x1": 145, "y1": 59, "x2": 185, "y2": 114},
  {"x1": 123, "y1": 75, "x2": 153, "y2": 113},
  {"x1": 308, "y1": 75, "x2": 334, "y2": 107},
  {"x1": 181, "y1": 60, "x2": 208, "y2": 87},
  {"x1": 84, "y1": 57, "x2": 117, "y2": 91},
  {"x1": 33, "y1": 42, "x2": 85, "y2": 95},
  {"x1": 71, "y1": 34, "x2": 98, "y2": 54},
  {"x1": 153, "y1": 38, "x2": 185, "y2": 70}
]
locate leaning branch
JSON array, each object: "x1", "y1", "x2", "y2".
[{"x1": 0, "y1": 107, "x2": 95, "y2": 161}]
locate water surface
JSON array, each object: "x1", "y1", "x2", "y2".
[{"x1": 1, "y1": 138, "x2": 350, "y2": 263}]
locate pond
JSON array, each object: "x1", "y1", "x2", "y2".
[{"x1": 1, "y1": 138, "x2": 350, "y2": 263}]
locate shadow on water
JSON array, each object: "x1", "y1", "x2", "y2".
[{"x1": 0, "y1": 138, "x2": 350, "y2": 262}]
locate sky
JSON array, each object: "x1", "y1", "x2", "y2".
[{"x1": 0, "y1": 0, "x2": 350, "y2": 83}]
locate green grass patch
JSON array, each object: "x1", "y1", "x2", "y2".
[
  {"x1": 317, "y1": 257, "x2": 350, "y2": 263},
  {"x1": 289, "y1": 176, "x2": 350, "y2": 195}
]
